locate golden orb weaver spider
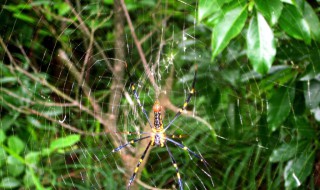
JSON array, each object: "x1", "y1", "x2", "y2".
[{"x1": 112, "y1": 64, "x2": 208, "y2": 190}]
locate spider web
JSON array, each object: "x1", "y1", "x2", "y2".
[{"x1": 0, "y1": 0, "x2": 319, "y2": 190}]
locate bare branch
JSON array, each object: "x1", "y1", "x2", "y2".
[{"x1": 119, "y1": 0, "x2": 160, "y2": 95}]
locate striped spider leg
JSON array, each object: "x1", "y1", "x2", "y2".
[{"x1": 113, "y1": 65, "x2": 208, "y2": 189}]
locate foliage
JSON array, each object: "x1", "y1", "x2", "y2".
[{"x1": 0, "y1": 0, "x2": 319, "y2": 190}]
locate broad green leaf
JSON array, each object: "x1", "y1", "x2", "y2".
[
  {"x1": 302, "y1": 1, "x2": 320, "y2": 42},
  {"x1": 0, "y1": 147, "x2": 7, "y2": 167},
  {"x1": 269, "y1": 140, "x2": 307, "y2": 162},
  {"x1": 8, "y1": 136, "x2": 25, "y2": 155},
  {"x1": 26, "y1": 116, "x2": 42, "y2": 128},
  {"x1": 50, "y1": 135, "x2": 80, "y2": 150},
  {"x1": 198, "y1": 0, "x2": 223, "y2": 22},
  {"x1": 284, "y1": 149, "x2": 315, "y2": 188},
  {"x1": 278, "y1": 4, "x2": 311, "y2": 45},
  {"x1": 281, "y1": 0, "x2": 296, "y2": 4},
  {"x1": 13, "y1": 13, "x2": 35, "y2": 24},
  {"x1": 54, "y1": 2, "x2": 70, "y2": 16},
  {"x1": 0, "y1": 129, "x2": 5, "y2": 143},
  {"x1": 267, "y1": 86, "x2": 295, "y2": 131},
  {"x1": 295, "y1": 116, "x2": 316, "y2": 139},
  {"x1": 255, "y1": 0, "x2": 283, "y2": 26},
  {"x1": 25, "y1": 152, "x2": 40, "y2": 165},
  {"x1": 7, "y1": 156, "x2": 25, "y2": 177},
  {"x1": 311, "y1": 108, "x2": 320, "y2": 122},
  {"x1": 3, "y1": 4, "x2": 32, "y2": 11},
  {"x1": 247, "y1": 13, "x2": 276, "y2": 74},
  {"x1": 23, "y1": 169, "x2": 35, "y2": 188},
  {"x1": 41, "y1": 148, "x2": 52, "y2": 156},
  {"x1": 0, "y1": 177, "x2": 21, "y2": 189},
  {"x1": 42, "y1": 107, "x2": 63, "y2": 116},
  {"x1": 212, "y1": 5, "x2": 248, "y2": 58},
  {"x1": 0, "y1": 77, "x2": 17, "y2": 83},
  {"x1": 25, "y1": 167, "x2": 45, "y2": 190},
  {"x1": 1, "y1": 113, "x2": 19, "y2": 132},
  {"x1": 304, "y1": 80, "x2": 320, "y2": 109}
]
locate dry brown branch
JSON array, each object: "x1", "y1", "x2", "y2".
[{"x1": 119, "y1": 0, "x2": 160, "y2": 95}]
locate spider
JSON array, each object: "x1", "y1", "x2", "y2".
[{"x1": 112, "y1": 65, "x2": 208, "y2": 190}]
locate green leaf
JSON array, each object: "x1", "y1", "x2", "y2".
[
  {"x1": 281, "y1": 0, "x2": 295, "y2": 4},
  {"x1": 284, "y1": 149, "x2": 315, "y2": 188},
  {"x1": 0, "y1": 147, "x2": 7, "y2": 167},
  {"x1": 0, "y1": 177, "x2": 21, "y2": 189},
  {"x1": 42, "y1": 107, "x2": 63, "y2": 117},
  {"x1": 54, "y1": 2, "x2": 70, "y2": 16},
  {"x1": 25, "y1": 152, "x2": 40, "y2": 165},
  {"x1": 13, "y1": 13, "x2": 35, "y2": 24},
  {"x1": 255, "y1": 0, "x2": 283, "y2": 26},
  {"x1": 0, "y1": 77, "x2": 17, "y2": 83},
  {"x1": 198, "y1": 0, "x2": 223, "y2": 22},
  {"x1": 0, "y1": 129, "x2": 5, "y2": 143},
  {"x1": 8, "y1": 136, "x2": 25, "y2": 155},
  {"x1": 23, "y1": 169, "x2": 35, "y2": 188},
  {"x1": 50, "y1": 135, "x2": 80, "y2": 151},
  {"x1": 269, "y1": 140, "x2": 307, "y2": 162},
  {"x1": 304, "y1": 80, "x2": 320, "y2": 109},
  {"x1": 1, "y1": 113, "x2": 19, "y2": 132},
  {"x1": 7, "y1": 156, "x2": 25, "y2": 177},
  {"x1": 212, "y1": 5, "x2": 248, "y2": 58},
  {"x1": 26, "y1": 116, "x2": 42, "y2": 128},
  {"x1": 267, "y1": 86, "x2": 295, "y2": 131},
  {"x1": 278, "y1": 4, "x2": 311, "y2": 44},
  {"x1": 302, "y1": 1, "x2": 320, "y2": 42},
  {"x1": 26, "y1": 167, "x2": 46, "y2": 190},
  {"x1": 247, "y1": 13, "x2": 276, "y2": 74},
  {"x1": 295, "y1": 116, "x2": 316, "y2": 139}
]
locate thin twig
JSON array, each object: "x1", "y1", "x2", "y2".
[{"x1": 119, "y1": 0, "x2": 159, "y2": 95}]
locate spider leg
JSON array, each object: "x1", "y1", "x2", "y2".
[
  {"x1": 164, "y1": 65, "x2": 197, "y2": 131},
  {"x1": 112, "y1": 136, "x2": 150, "y2": 153},
  {"x1": 168, "y1": 134, "x2": 188, "y2": 139},
  {"x1": 166, "y1": 144, "x2": 183, "y2": 190},
  {"x1": 127, "y1": 141, "x2": 152, "y2": 189},
  {"x1": 166, "y1": 137, "x2": 208, "y2": 166},
  {"x1": 125, "y1": 64, "x2": 153, "y2": 128}
]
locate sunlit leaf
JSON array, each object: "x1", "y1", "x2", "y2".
[
  {"x1": 280, "y1": 0, "x2": 296, "y2": 4},
  {"x1": 1, "y1": 113, "x2": 19, "y2": 132},
  {"x1": 270, "y1": 140, "x2": 307, "y2": 162},
  {"x1": 26, "y1": 116, "x2": 42, "y2": 128},
  {"x1": 50, "y1": 135, "x2": 80, "y2": 150},
  {"x1": 0, "y1": 147, "x2": 7, "y2": 167},
  {"x1": 8, "y1": 136, "x2": 25, "y2": 155},
  {"x1": 247, "y1": 13, "x2": 276, "y2": 74},
  {"x1": 198, "y1": 0, "x2": 223, "y2": 22},
  {"x1": 0, "y1": 177, "x2": 21, "y2": 189},
  {"x1": 302, "y1": 1, "x2": 320, "y2": 42},
  {"x1": 54, "y1": 2, "x2": 70, "y2": 16},
  {"x1": 255, "y1": 0, "x2": 283, "y2": 25},
  {"x1": 304, "y1": 80, "x2": 320, "y2": 109},
  {"x1": 278, "y1": 4, "x2": 311, "y2": 44},
  {"x1": 0, "y1": 77, "x2": 17, "y2": 83},
  {"x1": 25, "y1": 152, "x2": 40, "y2": 165},
  {"x1": 13, "y1": 13, "x2": 35, "y2": 24},
  {"x1": 7, "y1": 156, "x2": 25, "y2": 177},
  {"x1": 212, "y1": 5, "x2": 247, "y2": 58},
  {"x1": 284, "y1": 149, "x2": 315, "y2": 188},
  {"x1": 0, "y1": 130, "x2": 5, "y2": 143},
  {"x1": 267, "y1": 86, "x2": 295, "y2": 131}
]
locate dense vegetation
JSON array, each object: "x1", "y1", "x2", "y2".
[{"x1": 0, "y1": 0, "x2": 319, "y2": 189}]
